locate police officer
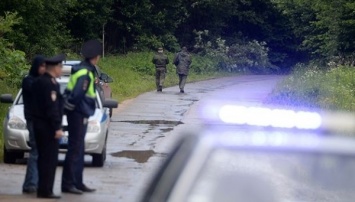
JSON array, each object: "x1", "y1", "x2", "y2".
[
  {"x1": 32, "y1": 54, "x2": 66, "y2": 199},
  {"x1": 152, "y1": 47, "x2": 169, "y2": 92},
  {"x1": 61, "y1": 39, "x2": 102, "y2": 194},
  {"x1": 22, "y1": 55, "x2": 46, "y2": 194}
]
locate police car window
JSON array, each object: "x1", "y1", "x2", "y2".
[
  {"x1": 15, "y1": 84, "x2": 67, "y2": 105},
  {"x1": 17, "y1": 94, "x2": 23, "y2": 105},
  {"x1": 186, "y1": 149, "x2": 355, "y2": 202},
  {"x1": 59, "y1": 83, "x2": 66, "y2": 94}
]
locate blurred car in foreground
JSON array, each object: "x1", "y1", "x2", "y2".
[
  {"x1": 142, "y1": 105, "x2": 355, "y2": 202},
  {"x1": 0, "y1": 65, "x2": 118, "y2": 167}
]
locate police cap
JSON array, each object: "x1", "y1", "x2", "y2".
[
  {"x1": 81, "y1": 39, "x2": 103, "y2": 59},
  {"x1": 44, "y1": 54, "x2": 66, "y2": 65}
]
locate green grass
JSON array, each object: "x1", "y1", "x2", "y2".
[
  {"x1": 0, "y1": 51, "x2": 235, "y2": 161},
  {"x1": 98, "y1": 52, "x2": 232, "y2": 101},
  {"x1": 266, "y1": 65, "x2": 355, "y2": 111}
]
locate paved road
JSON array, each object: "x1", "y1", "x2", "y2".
[{"x1": 0, "y1": 75, "x2": 284, "y2": 202}]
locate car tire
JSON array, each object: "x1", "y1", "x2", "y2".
[
  {"x1": 92, "y1": 140, "x2": 106, "y2": 167},
  {"x1": 109, "y1": 92, "x2": 113, "y2": 118},
  {"x1": 109, "y1": 108, "x2": 113, "y2": 118},
  {"x1": 3, "y1": 147, "x2": 23, "y2": 164}
]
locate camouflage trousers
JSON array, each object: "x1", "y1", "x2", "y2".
[
  {"x1": 178, "y1": 74, "x2": 187, "y2": 90},
  {"x1": 155, "y1": 68, "x2": 166, "y2": 90}
]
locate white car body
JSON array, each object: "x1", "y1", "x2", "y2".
[{"x1": 2, "y1": 74, "x2": 117, "y2": 167}]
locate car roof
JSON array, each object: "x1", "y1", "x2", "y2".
[{"x1": 63, "y1": 60, "x2": 80, "y2": 65}]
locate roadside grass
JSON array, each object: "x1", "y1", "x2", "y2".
[
  {"x1": 0, "y1": 51, "x2": 236, "y2": 161},
  {"x1": 266, "y1": 65, "x2": 355, "y2": 111},
  {"x1": 98, "y1": 52, "x2": 232, "y2": 101}
]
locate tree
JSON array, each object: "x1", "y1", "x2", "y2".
[
  {"x1": 0, "y1": 12, "x2": 27, "y2": 87},
  {"x1": 105, "y1": 0, "x2": 187, "y2": 52},
  {"x1": 274, "y1": 0, "x2": 355, "y2": 64},
  {"x1": 0, "y1": 0, "x2": 75, "y2": 57}
]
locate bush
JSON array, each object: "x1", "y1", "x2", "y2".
[
  {"x1": 0, "y1": 12, "x2": 28, "y2": 88},
  {"x1": 267, "y1": 64, "x2": 355, "y2": 111},
  {"x1": 193, "y1": 30, "x2": 277, "y2": 74}
]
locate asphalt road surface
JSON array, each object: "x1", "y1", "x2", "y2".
[{"x1": 0, "y1": 75, "x2": 284, "y2": 202}]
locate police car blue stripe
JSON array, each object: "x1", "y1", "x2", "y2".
[{"x1": 101, "y1": 109, "x2": 108, "y2": 123}]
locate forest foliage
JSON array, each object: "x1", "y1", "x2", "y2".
[{"x1": 0, "y1": 0, "x2": 355, "y2": 75}]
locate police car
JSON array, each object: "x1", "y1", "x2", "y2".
[
  {"x1": 0, "y1": 64, "x2": 118, "y2": 167},
  {"x1": 142, "y1": 103, "x2": 355, "y2": 202}
]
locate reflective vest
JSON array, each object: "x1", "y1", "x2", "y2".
[{"x1": 66, "y1": 68, "x2": 96, "y2": 99}]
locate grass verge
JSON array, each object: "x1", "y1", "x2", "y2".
[{"x1": 266, "y1": 65, "x2": 355, "y2": 111}]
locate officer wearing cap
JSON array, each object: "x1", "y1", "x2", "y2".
[
  {"x1": 61, "y1": 39, "x2": 102, "y2": 194},
  {"x1": 152, "y1": 47, "x2": 169, "y2": 92},
  {"x1": 32, "y1": 54, "x2": 66, "y2": 199}
]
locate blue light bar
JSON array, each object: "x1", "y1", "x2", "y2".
[{"x1": 218, "y1": 105, "x2": 322, "y2": 129}]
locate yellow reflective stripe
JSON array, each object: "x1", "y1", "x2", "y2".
[
  {"x1": 67, "y1": 69, "x2": 90, "y2": 90},
  {"x1": 66, "y1": 68, "x2": 96, "y2": 98},
  {"x1": 87, "y1": 71, "x2": 96, "y2": 97}
]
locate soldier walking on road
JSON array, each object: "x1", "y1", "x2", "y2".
[
  {"x1": 152, "y1": 47, "x2": 169, "y2": 92},
  {"x1": 21, "y1": 55, "x2": 46, "y2": 194},
  {"x1": 32, "y1": 54, "x2": 66, "y2": 199},
  {"x1": 173, "y1": 47, "x2": 192, "y2": 93},
  {"x1": 61, "y1": 39, "x2": 102, "y2": 194}
]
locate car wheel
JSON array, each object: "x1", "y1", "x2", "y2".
[
  {"x1": 3, "y1": 147, "x2": 23, "y2": 164},
  {"x1": 109, "y1": 108, "x2": 113, "y2": 118},
  {"x1": 92, "y1": 141, "x2": 106, "y2": 167}
]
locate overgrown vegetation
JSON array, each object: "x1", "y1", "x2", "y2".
[
  {"x1": 1, "y1": 0, "x2": 354, "y2": 70},
  {"x1": 0, "y1": 12, "x2": 28, "y2": 88},
  {"x1": 193, "y1": 30, "x2": 277, "y2": 73},
  {"x1": 266, "y1": 65, "x2": 355, "y2": 111}
]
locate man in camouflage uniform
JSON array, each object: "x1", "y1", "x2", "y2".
[
  {"x1": 173, "y1": 47, "x2": 192, "y2": 93},
  {"x1": 152, "y1": 47, "x2": 169, "y2": 92}
]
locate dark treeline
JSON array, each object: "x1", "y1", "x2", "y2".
[{"x1": 1, "y1": 0, "x2": 355, "y2": 71}]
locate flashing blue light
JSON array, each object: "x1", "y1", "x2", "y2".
[{"x1": 218, "y1": 105, "x2": 322, "y2": 129}]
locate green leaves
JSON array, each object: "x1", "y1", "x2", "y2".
[
  {"x1": 274, "y1": 0, "x2": 355, "y2": 63},
  {"x1": 0, "y1": 12, "x2": 28, "y2": 87}
]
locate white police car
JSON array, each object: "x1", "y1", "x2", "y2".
[{"x1": 0, "y1": 65, "x2": 118, "y2": 167}]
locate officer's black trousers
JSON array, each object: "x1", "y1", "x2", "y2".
[
  {"x1": 33, "y1": 119, "x2": 59, "y2": 196},
  {"x1": 62, "y1": 111, "x2": 87, "y2": 189}
]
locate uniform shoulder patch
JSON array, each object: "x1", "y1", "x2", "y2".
[{"x1": 51, "y1": 91, "x2": 57, "y2": 102}]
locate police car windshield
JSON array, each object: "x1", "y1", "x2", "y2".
[
  {"x1": 16, "y1": 83, "x2": 67, "y2": 105},
  {"x1": 187, "y1": 148, "x2": 355, "y2": 202}
]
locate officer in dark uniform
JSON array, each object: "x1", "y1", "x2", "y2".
[
  {"x1": 32, "y1": 54, "x2": 66, "y2": 199},
  {"x1": 61, "y1": 39, "x2": 102, "y2": 194}
]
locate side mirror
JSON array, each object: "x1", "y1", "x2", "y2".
[
  {"x1": 0, "y1": 94, "x2": 14, "y2": 104},
  {"x1": 103, "y1": 99, "x2": 118, "y2": 108},
  {"x1": 100, "y1": 73, "x2": 113, "y2": 83}
]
